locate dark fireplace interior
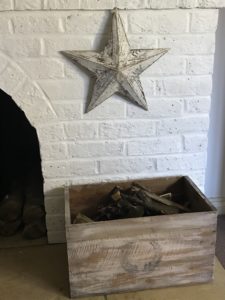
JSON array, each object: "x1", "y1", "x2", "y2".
[{"x1": 0, "y1": 89, "x2": 46, "y2": 239}]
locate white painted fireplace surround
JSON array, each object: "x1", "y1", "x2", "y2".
[{"x1": 0, "y1": 0, "x2": 224, "y2": 243}]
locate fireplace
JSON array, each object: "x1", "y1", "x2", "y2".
[
  {"x1": 0, "y1": 89, "x2": 46, "y2": 239},
  {"x1": 0, "y1": 0, "x2": 224, "y2": 244}
]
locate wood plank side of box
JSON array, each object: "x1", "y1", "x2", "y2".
[{"x1": 64, "y1": 176, "x2": 217, "y2": 298}]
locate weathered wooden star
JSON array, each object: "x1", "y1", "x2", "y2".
[{"x1": 61, "y1": 8, "x2": 168, "y2": 113}]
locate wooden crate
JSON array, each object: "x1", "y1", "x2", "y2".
[{"x1": 65, "y1": 176, "x2": 217, "y2": 298}]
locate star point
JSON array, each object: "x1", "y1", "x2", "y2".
[{"x1": 61, "y1": 9, "x2": 169, "y2": 113}]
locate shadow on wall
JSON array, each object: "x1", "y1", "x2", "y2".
[{"x1": 205, "y1": 8, "x2": 225, "y2": 198}]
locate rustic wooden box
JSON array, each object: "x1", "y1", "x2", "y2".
[{"x1": 65, "y1": 176, "x2": 217, "y2": 298}]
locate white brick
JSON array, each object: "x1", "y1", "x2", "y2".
[
  {"x1": 15, "y1": 0, "x2": 43, "y2": 10},
  {"x1": 157, "y1": 116, "x2": 209, "y2": 135},
  {"x1": 41, "y1": 143, "x2": 67, "y2": 160},
  {"x1": 100, "y1": 157, "x2": 155, "y2": 175},
  {"x1": 18, "y1": 59, "x2": 64, "y2": 79},
  {"x1": 43, "y1": 161, "x2": 70, "y2": 178},
  {"x1": 13, "y1": 15, "x2": 61, "y2": 34},
  {"x1": 157, "y1": 153, "x2": 207, "y2": 172},
  {"x1": 185, "y1": 97, "x2": 211, "y2": 113},
  {"x1": 70, "y1": 160, "x2": 98, "y2": 176},
  {"x1": 44, "y1": 36, "x2": 93, "y2": 57},
  {"x1": 12, "y1": 78, "x2": 46, "y2": 100},
  {"x1": 38, "y1": 124, "x2": 65, "y2": 142},
  {"x1": 143, "y1": 55, "x2": 186, "y2": 76},
  {"x1": 128, "y1": 11, "x2": 188, "y2": 34},
  {"x1": 197, "y1": 0, "x2": 225, "y2": 8},
  {"x1": 0, "y1": 17, "x2": 12, "y2": 34},
  {"x1": 99, "y1": 120, "x2": 155, "y2": 139},
  {"x1": 22, "y1": 106, "x2": 57, "y2": 126},
  {"x1": 64, "y1": 11, "x2": 110, "y2": 34},
  {"x1": 148, "y1": 0, "x2": 177, "y2": 9},
  {"x1": 80, "y1": 0, "x2": 115, "y2": 9},
  {"x1": 184, "y1": 134, "x2": 208, "y2": 152},
  {"x1": 127, "y1": 136, "x2": 182, "y2": 156},
  {"x1": 127, "y1": 98, "x2": 183, "y2": 119},
  {"x1": 159, "y1": 35, "x2": 216, "y2": 55},
  {"x1": 0, "y1": 64, "x2": 26, "y2": 94},
  {"x1": 0, "y1": 55, "x2": 8, "y2": 73},
  {"x1": 45, "y1": 0, "x2": 80, "y2": 9},
  {"x1": 178, "y1": 0, "x2": 197, "y2": 8},
  {"x1": 0, "y1": 0, "x2": 13, "y2": 10},
  {"x1": 186, "y1": 56, "x2": 214, "y2": 75},
  {"x1": 83, "y1": 95, "x2": 126, "y2": 120},
  {"x1": 11, "y1": 80, "x2": 57, "y2": 125},
  {"x1": 141, "y1": 78, "x2": 155, "y2": 97},
  {"x1": 190, "y1": 9, "x2": 219, "y2": 33},
  {"x1": 128, "y1": 35, "x2": 158, "y2": 49},
  {"x1": 0, "y1": 37, "x2": 41, "y2": 57},
  {"x1": 115, "y1": 0, "x2": 148, "y2": 9},
  {"x1": 43, "y1": 160, "x2": 97, "y2": 178},
  {"x1": 155, "y1": 76, "x2": 212, "y2": 97},
  {"x1": 68, "y1": 141, "x2": 125, "y2": 158},
  {"x1": 38, "y1": 79, "x2": 87, "y2": 100},
  {"x1": 64, "y1": 122, "x2": 98, "y2": 140},
  {"x1": 53, "y1": 102, "x2": 82, "y2": 120}
]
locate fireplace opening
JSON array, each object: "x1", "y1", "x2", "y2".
[{"x1": 0, "y1": 89, "x2": 46, "y2": 239}]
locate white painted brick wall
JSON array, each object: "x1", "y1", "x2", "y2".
[
  {"x1": 0, "y1": 5, "x2": 220, "y2": 243},
  {"x1": 1, "y1": 0, "x2": 225, "y2": 11}
]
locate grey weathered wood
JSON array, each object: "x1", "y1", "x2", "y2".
[
  {"x1": 65, "y1": 176, "x2": 217, "y2": 298},
  {"x1": 61, "y1": 8, "x2": 168, "y2": 113}
]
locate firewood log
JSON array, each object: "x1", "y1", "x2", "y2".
[{"x1": 133, "y1": 183, "x2": 190, "y2": 212}]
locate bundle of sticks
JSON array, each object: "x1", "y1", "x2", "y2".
[{"x1": 73, "y1": 182, "x2": 191, "y2": 224}]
